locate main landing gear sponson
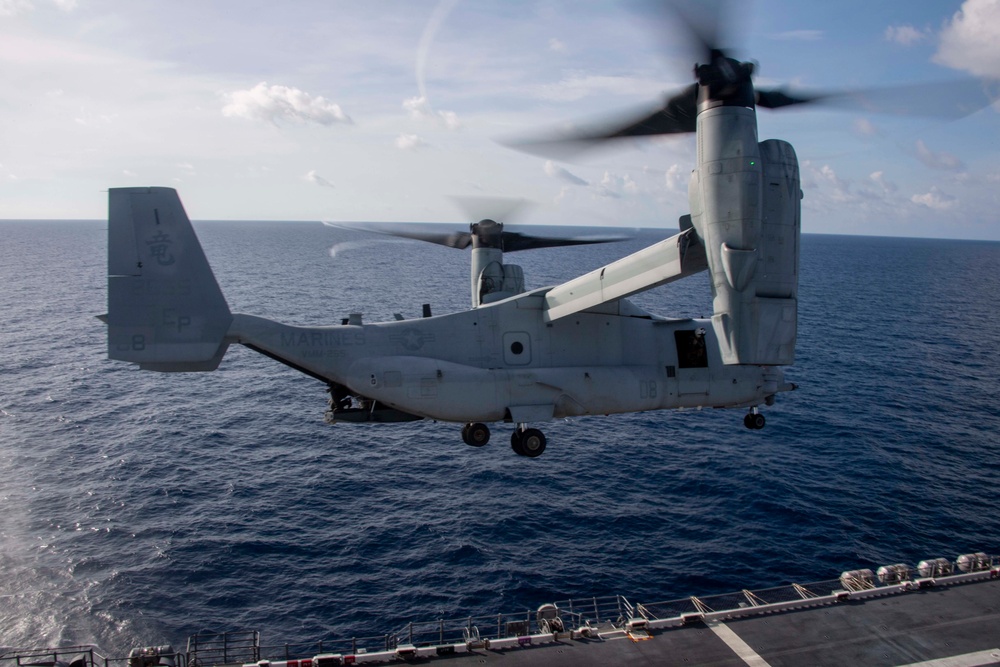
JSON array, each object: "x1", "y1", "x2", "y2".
[
  {"x1": 744, "y1": 407, "x2": 766, "y2": 430},
  {"x1": 462, "y1": 422, "x2": 491, "y2": 447}
]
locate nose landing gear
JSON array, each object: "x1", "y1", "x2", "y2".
[{"x1": 744, "y1": 408, "x2": 766, "y2": 430}]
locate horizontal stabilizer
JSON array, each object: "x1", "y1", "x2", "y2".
[{"x1": 543, "y1": 228, "x2": 707, "y2": 322}]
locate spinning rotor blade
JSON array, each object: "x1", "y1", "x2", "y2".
[
  {"x1": 502, "y1": 85, "x2": 699, "y2": 159},
  {"x1": 456, "y1": 194, "x2": 632, "y2": 252},
  {"x1": 324, "y1": 221, "x2": 473, "y2": 249},
  {"x1": 504, "y1": 0, "x2": 997, "y2": 160},
  {"x1": 633, "y1": 0, "x2": 732, "y2": 69},
  {"x1": 325, "y1": 218, "x2": 630, "y2": 253},
  {"x1": 449, "y1": 195, "x2": 531, "y2": 227},
  {"x1": 786, "y1": 79, "x2": 1000, "y2": 119},
  {"x1": 499, "y1": 231, "x2": 632, "y2": 253},
  {"x1": 754, "y1": 88, "x2": 824, "y2": 109},
  {"x1": 509, "y1": 77, "x2": 996, "y2": 159}
]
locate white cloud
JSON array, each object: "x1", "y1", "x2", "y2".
[
  {"x1": 819, "y1": 164, "x2": 848, "y2": 189},
  {"x1": 554, "y1": 185, "x2": 573, "y2": 205},
  {"x1": 934, "y1": 0, "x2": 1000, "y2": 77},
  {"x1": 914, "y1": 139, "x2": 965, "y2": 171},
  {"x1": 544, "y1": 160, "x2": 588, "y2": 186},
  {"x1": 884, "y1": 24, "x2": 928, "y2": 45},
  {"x1": 803, "y1": 163, "x2": 853, "y2": 202},
  {"x1": 402, "y1": 95, "x2": 461, "y2": 129},
  {"x1": 305, "y1": 170, "x2": 335, "y2": 188},
  {"x1": 664, "y1": 164, "x2": 684, "y2": 192},
  {"x1": 593, "y1": 171, "x2": 622, "y2": 199},
  {"x1": 911, "y1": 186, "x2": 957, "y2": 210},
  {"x1": 403, "y1": 95, "x2": 432, "y2": 117},
  {"x1": 594, "y1": 171, "x2": 639, "y2": 198},
  {"x1": 870, "y1": 171, "x2": 898, "y2": 193},
  {"x1": 438, "y1": 110, "x2": 460, "y2": 130},
  {"x1": 223, "y1": 82, "x2": 352, "y2": 126},
  {"x1": 548, "y1": 37, "x2": 566, "y2": 52},
  {"x1": 395, "y1": 133, "x2": 426, "y2": 151},
  {"x1": 852, "y1": 118, "x2": 880, "y2": 137}
]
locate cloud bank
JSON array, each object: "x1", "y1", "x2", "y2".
[
  {"x1": 223, "y1": 82, "x2": 352, "y2": 126},
  {"x1": 934, "y1": 0, "x2": 1000, "y2": 77},
  {"x1": 911, "y1": 186, "x2": 957, "y2": 210}
]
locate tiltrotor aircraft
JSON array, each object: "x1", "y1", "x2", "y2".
[{"x1": 104, "y1": 3, "x2": 992, "y2": 457}]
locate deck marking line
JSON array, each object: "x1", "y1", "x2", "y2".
[
  {"x1": 895, "y1": 648, "x2": 1000, "y2": 667},
  {"x1": 705, "y1": 619, "x2": 772, "y2": 667}
]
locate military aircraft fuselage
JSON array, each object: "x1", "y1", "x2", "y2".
[{"x1": 229, "y1": 288, "x2": 782, "y2": 425}]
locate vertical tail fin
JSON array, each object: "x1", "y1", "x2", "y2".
[{"x1": 107, "y1": 187, "x2": 232, "y2": 371}]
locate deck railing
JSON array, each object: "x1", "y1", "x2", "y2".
[{"x1": 3, "y1": 553, "x2": 995, "y2": 667}]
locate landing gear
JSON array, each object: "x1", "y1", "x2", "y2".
[
  {"x1": 744, "y1": 408, "x2": 766, "y2": 430},
  {"x1": 510, "y1": 431, "x2": 524, "y2": 455},
  {"x1": 511, "y1": 426, "x2": 546, "y2": 457},
  {"x1": 462, "y1": 421, "x2": 548, "y2": 456},
  {"x1": 462, "y1": 422, "x2": 490, "y2": 447}
]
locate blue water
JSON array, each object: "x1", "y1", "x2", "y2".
[{"x1": 2, "y1": 221, "x2": 999, "y2": 654}]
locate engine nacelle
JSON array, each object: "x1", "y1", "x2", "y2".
[
  {"x1": 472, "y1": 247, "x2": 527, "y2": 306},
  {"x1": 689, "y1": 105, "x2": 800, "y2": 366}
]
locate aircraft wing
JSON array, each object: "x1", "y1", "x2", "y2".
[{"x1": 543, "y1": 228, "x2": 708, "y2": 322}]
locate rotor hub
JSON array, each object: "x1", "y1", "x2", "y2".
[
  {"x1": 695, "y1": 56, "x2": 756, "y2": 111},
  {"x1": 470, "y1": 219, "x2": 504, "y2": 249}
]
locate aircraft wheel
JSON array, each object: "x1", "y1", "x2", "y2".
[
  {"x1": 511, "y1": 430, "x2": 525, "y2": 456},
  {"x1": 743, "y1": 414, "x2": 754, "y2": 429},
  {"x1": 519, "y1": 428, "x2": 546, "y2": 458},
  {"x1": 465, "y1": 422, "x2": 490, "y2": 447},
  {"x1": 752, "y1": 414, "x2": 766, "y2": 430}
]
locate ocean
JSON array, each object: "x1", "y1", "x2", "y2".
[{"x1": 2, "y1": 220, "x2": 999, "y2": 655}]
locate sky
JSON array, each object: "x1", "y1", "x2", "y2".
[{"x1": 1, "y1": 0, "x2": 999, "y2": 239}]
